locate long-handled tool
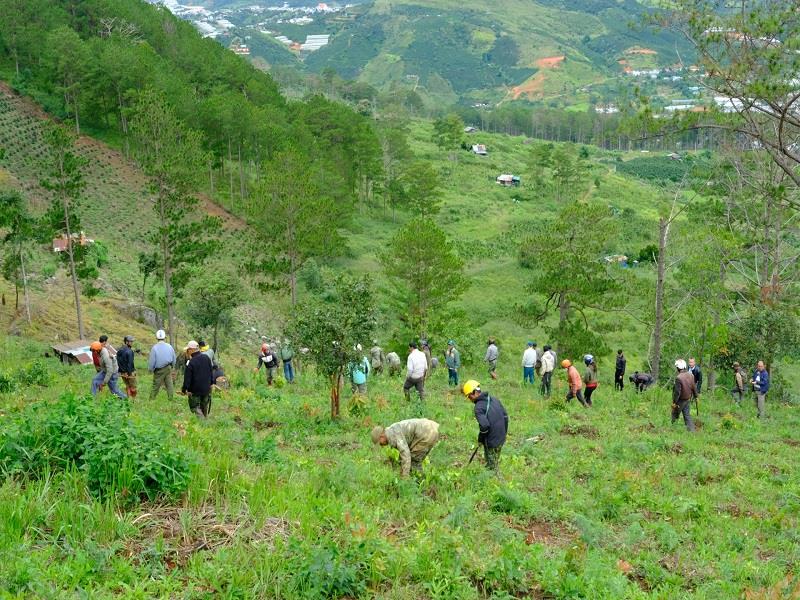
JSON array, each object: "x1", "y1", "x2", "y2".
[{"x1": 468, "y1": 444, "x2": 481, "y2": 465}]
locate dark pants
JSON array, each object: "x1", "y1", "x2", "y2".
[
  {"x1": 671, "y1": 399, "x2": 695, "y2": 431},
  {"x1": 448, "y1": 368, "x2": 459, "y2": 387},
  {"x1": 615, "y1": 369, "x2": 624, "y2": 390},
  {"x1": 151, "y1": 365, "x2": 174, "y2": 400},
  {"x1": 540, "y1": 371, "x2": 552, "y2": 396},
  {"x1": 484, "y1": 445, "x2": 502, "y2": 471},
  {"x1": 189, "y1": 393, "x2": 211, "y2": 417},
  {"x1": 523, "y1": 366, "x2": 535, "y2": 384},
  {"x1": 403, "y1": 376, "x2": 425, "y2": 402},
  {"x1": 283, "y1": 360, "x2": 294, "y2": 383},
  {"x1": 584, "y1": 385, "x2": 596, "y2": 406},
  {"x1": 731, "y1": 387, "x2": 743, "y2": 404},
  {"x1": 567, "y1": 388, "x2": 587, "y2": 407}
]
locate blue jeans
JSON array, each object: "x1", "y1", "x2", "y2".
[
  {"x1": 448, "y1": 368, "x2": 459, "y2": 386},
  {"x1": 523, "y1": 366, "x2": 535, "y2": 384},
  {"x1": 91, "y1": 371, "x2": 126, "y2": 399},
  {"x1": 283, "y1": 360, "x2": 294, "y2": 383}
]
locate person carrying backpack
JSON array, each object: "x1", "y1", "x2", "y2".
[
  {"x1": 91, "y1": 335, "x2": 126, "y2": 399},
  {"x1": 462, "y1": 380, "x2": 509, "y2": 472},
  {"x1": 280, "y1": 339, "x2": 295, "y2": 383}
]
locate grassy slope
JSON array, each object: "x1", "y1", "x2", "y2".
[{"x1": 0, "y1": 333, "x2": 797, "y2": 598}]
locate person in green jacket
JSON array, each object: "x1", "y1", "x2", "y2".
[
  {"x1": 280, "y1": 339, "x2": 295, "y2": 383},
  {"x1": 445, "y1": 340, "x2": 461, "y2": 387}
]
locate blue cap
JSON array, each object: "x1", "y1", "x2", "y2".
[
  {"x1": 527, "y1": 341, "x2": 534, "y2": 346},
  {"x1": 448, "y1": 339, "x2": 455, "y2": 345}
]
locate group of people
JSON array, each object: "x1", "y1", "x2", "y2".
[{"x1": 89, "y1": 330, "x2": 226, "y2": 418}]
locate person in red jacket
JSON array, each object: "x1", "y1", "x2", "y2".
[{"x1": 562, "y1": 359, "x2": 588, "y2": 407}]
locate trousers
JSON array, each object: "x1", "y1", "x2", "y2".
[
  {"x1": 523, "y1": 366, "x2": 535, "y2": 384},
  {"x1": 671, "y1": 399, "x2": 696, "y2": 431},
  {"x1": 150, "y1": 365, "x2": 174, "y2": 400}
]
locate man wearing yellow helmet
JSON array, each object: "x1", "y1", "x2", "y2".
[{"x1": 462, "y1": 380, "x2": 509, "y2": 472}]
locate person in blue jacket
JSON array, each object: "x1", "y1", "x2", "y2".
[{"x1": 750, "y1": 360, "x2": 770, "y2": 419}]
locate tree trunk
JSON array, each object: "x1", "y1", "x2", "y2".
[
  {"x1": 60, "y1": 160, "x2": 85, "y2": 339},
  {"x1": 158, "y1": 193, "x2": 176, "y2": 348},
  {"x1": 228, "y1": 137, "x2": 233, "y2": 200},
  {"x1": 650, "y1": 215, "x2": 668, "y2": 383},
  {"x1": 213, "y1": 320, "x2": 219, "y2": 353},
  {"x1": 329, "y1": 372, "x2": 341, "y2": 418},
  {"x1": 19, "y1": 245, "x2": 31, "y2": 325},
  {"x1": 238, "y1": 140, "x2": 245, "y2": 201}
]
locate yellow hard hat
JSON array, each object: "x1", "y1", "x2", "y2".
[
  {"x1": 561, "y1": 359, "x2": 572, "y2": 368},
  {"x1": 462, "y1": 379, "x2": 481, "y2": 397}
]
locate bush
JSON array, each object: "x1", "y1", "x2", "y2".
[
  {"x1": 243, "y1": 433, "x2": 277, "y2": 464},
  {"x1": 0, "y1": 373, "x2": 18, "y2": 394},
  {"x1": 0, "y1": 393, "x2": 192, "y2": 503},
  {"x1": 14, "y1": 359, "x2": 52, "y2": 387}
]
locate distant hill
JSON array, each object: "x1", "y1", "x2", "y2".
[{"x1": 298, "y1": 0, "x2": 688, "y2": 106}]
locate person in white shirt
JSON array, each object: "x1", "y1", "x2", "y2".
[
  {"x1": 539, "y1": 344, "x2": 556, "y2": 397},
  {"x1": 522, "y1": 341, "x2": 538, "y2": 385},
  {"x1": 404, "y1": 341, "x2": 428, "y2": 402}
]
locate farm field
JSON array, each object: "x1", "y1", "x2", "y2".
[{"x1": 0, "y1": 334, "x2": 798, "y2": 598}]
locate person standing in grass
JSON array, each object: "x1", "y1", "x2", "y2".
[
  {"x1": 614, "y1": 349, "x2": 626, "y2": 391},
  {"x1": 731, "y1": 362, "x2": 745, "y2": 405},
  {"x1": 148, "y1": 329, "x2": 176, "y2": 401},
  {"x1": 582, "y1": 354, "x2": 598, "y2": 406},
  {"x1": 421, "y1": 339, "x2": 433, "y2": 380},
  {"x1": 688, "y1": 357, "x2": 703, "y2": 393},
  {"x1": 672, "y1": 359, "x2": 696, "y2": 431},
  {"x1": 117, "y1": 335, "x2": 137, "y2": 398},
  {"x1": 254, "y1": 343, "x2": 279, "y2": 385},
  {"x1": 522, "y1": 341, "x2": 537, "y2": 385},
  {"x1": 404, "y1": 341, "x2": 428, "y2": 402},
  {"x1": 386, "y1": 351, "x2": 402, "y2": 376},
  {"x1": 280, "y1": 339, "x2": 295, "y2": 383},
  {"x1": 349, "y1": 344, "x2": 370, "y2": 395},
  {"x1": 445, "y1": 340, "x2": 461, "y2": 387},
  {"x1": 182, "y1": 340, "x2": 214, "y2": 418},
  {"x1": 92, "y1": 335, "x2": 126, "y2": 399},
  {"x1": 462, "y1": 380, "x2": 509, "y2": 472},
  {"x1": 750, "y1": 360, "x2": 769, "y2": 419},
  {"x1": 539, "y1": 344, "x2": 555, "y2": 396},
  {"x1": 369, "y1": 340, "x2": 385, "y2": 375},
  {"x1": 562, "y1": 359, "x2": 588, "y2": 407},
  {"x1": 371, "y1": 418, "x2": 440, "y2": 477},
  {"x1": 199, "y1": 339, "x2": 215, "y2": 369},
  {"x1": 485, "y1": 338, "x2": 499, "y2": 380}
]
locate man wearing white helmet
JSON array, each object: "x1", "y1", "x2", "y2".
[
  {"x1": 672, "y1": 359, "x2": 696, "y2": 431},
  {"x1": 148, "y1": 329, "x2": 176, "y2": 401},
  {"x1": 582, "y1": 354, "x2": 598, "y2": 406}
]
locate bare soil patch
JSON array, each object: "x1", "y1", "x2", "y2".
[
  {"x1": 506, "y1": 517, "x2": 574, "y2": 547},
  {"x1": 535, "y1": 55, "x2": 565, "y2": 69},
  {"x1": 125, "y1": 505, "x2": 292, "y2": 568},
  {"x1": 559, "y1": 423, "x2": 599, "y2": 439}
]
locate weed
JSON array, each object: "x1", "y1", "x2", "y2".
[{"x1": 243, "y1": 433, "x2": 277, "y2": 464}]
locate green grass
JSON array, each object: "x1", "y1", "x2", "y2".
[{"x1": 0, "y1": 334, "x2": 798, "y2": 597}]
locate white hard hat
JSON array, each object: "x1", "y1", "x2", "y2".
[
  {"x1": 675, "y1": 359, "x2": 687, "y2": 370},
  {"x1": 356, "y1": 343, "x2": 363, "y2": 352},
  {"x1": 155, "y1": 329, "x2": 166, "y2": 340}
]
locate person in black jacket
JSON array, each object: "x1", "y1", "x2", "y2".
[
  {"x1": 688, "y1": 358, "x2": 703, "y2": 393},
  {"x1": 614, "y1": 349, "x2": 626, "y2": 391},
  {"x1": 182, "y1": 340, "x2": 214, "y2": 418},
  {"x1": 117, "y1": 335, "x2": 137, "y2": 398},
  {"x1": 462, "y1": 379, "x2": 509, "y2": 472}
]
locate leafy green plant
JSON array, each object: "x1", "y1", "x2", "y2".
[
  {"x1": 0, "y1": 393, "x2": 192, "y2": 503},
  {"x1": 0, "y1": 373, "x2": 18, "y2": 393},
  {"x1": 243, "y1": 433, "x2": 277, "y2": 464},
  {"x1": 14, "y1": 359, "x2": 51, "y2": 387}
]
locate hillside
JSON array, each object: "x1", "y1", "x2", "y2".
[{"x1": 191, "y1": 0, "x2": 691, "y2": 108}]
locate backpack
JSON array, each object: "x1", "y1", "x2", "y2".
[{"x1": 91, "y1": 348, "x2": 101, "y2": 371}]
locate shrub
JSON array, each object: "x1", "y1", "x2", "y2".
[
  {"x1": 0, "y1": 373, "x2": 18, "y2": 394},
  {"x1": 14, "y1": 359, "x2": 52, "y2": 387},
  {"x1": 243, "y1": 433, "x2": 277, "y2": 464},
  {"x1": 0, "y1": 393, "x2": 192, "y2": 503}
]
